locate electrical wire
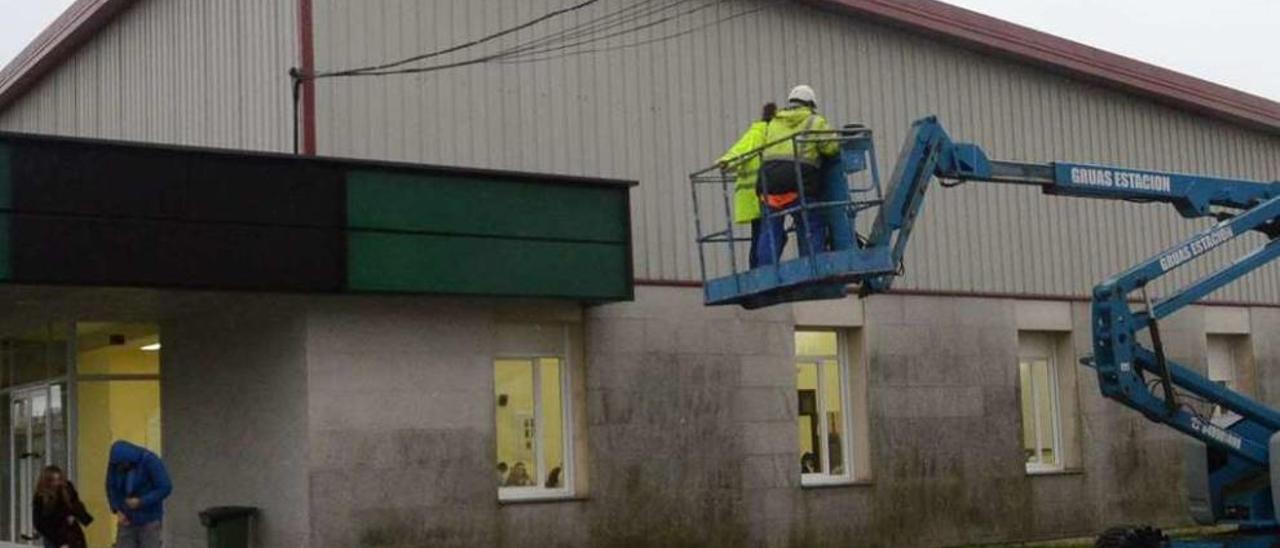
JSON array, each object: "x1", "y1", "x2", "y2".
[
  {"x1": 496, "y1": 0, "x2": 737, "y2": 62},
  {"x1": 307, "y1": 0, "x2": 773, "y2": 79},
  {"x1": 499, "y1": 0, "x2": 684, "y2": 54},
  {"x1": 499, "y1": 2, "x2": 769, "y2": 64},
  {"x1": 345, "y1": 1, "x2": 716, "y2": 77},
  {"x1": 312, "y1": 0, "x2": 603, "y2": 78}
]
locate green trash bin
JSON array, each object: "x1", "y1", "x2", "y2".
[{"x1": 199, "y1": 506, "x2": 257, "y2": 548}]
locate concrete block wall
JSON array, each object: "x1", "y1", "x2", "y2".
[
  {"x1": 150, "y1": 286, "x2": 1280, "y2": 548},
  {"x1": 582, "y1": 286, "x2": 795, "y2": 547},
  {"x1": 784, "y1": 295, "x2": 1203, "y2": 546},
  {"x1": 304, "y1": 297, "x2": 500, "y2": 547},
  {"x1": 808, "y1": 294, "x2": 1034, "y2": 546},
  {"x1": 162, "y1": 298, "x2": 311, "y2": 548},
  {"x1": 1251, "y1": 308, "x2": 1280, "y2": 406}
]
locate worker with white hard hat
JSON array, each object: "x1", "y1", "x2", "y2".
[{"x1": 755, "y1": 84, "x2": 840, "y2": 266}]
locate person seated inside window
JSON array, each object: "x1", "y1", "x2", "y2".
[
  {"x1": 504, "y1": 462, "x2": 534, "y2": 487},
  {"x1": 801, "y1": 452, "x2": 819, "y2": 474},
  {"x1": 496, "y1": 462, "x2": 509, "y2": 486},
  {"x1": 545, "y1": 466, "x2": 563, "y2": 489}
]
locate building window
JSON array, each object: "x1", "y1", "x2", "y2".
[
  {"x1": 1019, "y1": 355, "x2": 1062, "y2": 472},
  {"x1": 494, "y1": 356, "x2": 572, "y2": 500},
  {"x1": 796, "y1": 330, "x2": 852, "y2": 485},
  {"x1": 1207, "y1": 334, "x2": 1252, "y2": 419}
]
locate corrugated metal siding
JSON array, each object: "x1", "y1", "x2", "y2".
[
  {"x1": 312, "y1": 0, "x2": 1280, "y2": 302},
  {"x1": 0, "y1": 0, "x2": 297, "y2": 152}
]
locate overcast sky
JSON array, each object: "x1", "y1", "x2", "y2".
[
  {"x1": 938, "y1": 0, "x2": 1279, "y2": 100},
  {"x1": 0, "y1": 0, "x2": 1276, "y2": 101},
  {"x1": 0, "y1": 0, "x2": 77, "y2": 68}
]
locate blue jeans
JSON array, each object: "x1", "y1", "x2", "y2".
[
  {"x1": 116, "y1": 521, "x2": 162, "y2": 548},
  {"x1": 754, "y1": 208, "x2": 828, "y2": 266}
]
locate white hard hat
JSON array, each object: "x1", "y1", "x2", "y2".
[{"x1": 788, "y1": 85, "x2": 816, "y2": 105}]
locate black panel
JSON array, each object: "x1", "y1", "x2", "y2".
[
  {"x1": 9, "y1": 215, "x2": 343, "y2": 292},
  {"x1": 182, "y1": 156, "x2": 343, "y2": 227},
  {"x1": 11, "y1": 143, "x2": 188, "y2": 219},
  {"x1": 3, "y1": 137, "x2": 347, "y2": 292},
  {"x1": 9, "y1": 140, "x2": 344, "y2": 227}
]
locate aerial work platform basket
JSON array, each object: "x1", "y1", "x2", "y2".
[{"x1": 690, "y1": 126, "x2": 893, "y2": 309}]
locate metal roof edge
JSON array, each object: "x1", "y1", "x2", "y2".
[
  {"x1": 0, "y1": 0, "x2": 137, "y2": 117},
  {"x1": 802, "y1": 0, "x2": 1280, "y2": 134}
]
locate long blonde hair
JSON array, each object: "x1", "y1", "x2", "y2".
[{"x1": 35, "y1": 465, "x2": 69, "y2": 507}]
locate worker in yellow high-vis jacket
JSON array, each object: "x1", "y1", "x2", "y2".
[
  {"x1": 717, "y1": 102, "x2": 777, "y2": 268},
  {"x1": 756, "y1": 85, "x2": 840, "y2": 266}
]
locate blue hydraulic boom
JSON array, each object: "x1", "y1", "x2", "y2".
[{"x1": 691, "y1": 116, "x2": 1280, "y2": 546}]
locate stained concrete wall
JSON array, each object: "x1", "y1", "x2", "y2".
[
  {"x1": 582, "y1": 286, "x2": 796, "y2": 547},
  {"x1": 162, "y1": 299, "x2": 310, "y2": 548},
  {"x1": 296, "y1": 290, "x2": 795, "y2": 548},
  {"x1": 305, "y1": 297, "x2": 497, "y2": 546},
  {"x1": 149, "y1": 287, "x2": 1280, "y2": 548},
  {"x1": 1251, "y1": 308, "x2": 1280, "y2": 407},
  {"x1": 574, "y1": 288, "x2": 1273, "y2": 547}
]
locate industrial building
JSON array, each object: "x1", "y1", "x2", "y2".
[{"x1": 0, "y1": 0, "x2": 1278, "y2": 547}]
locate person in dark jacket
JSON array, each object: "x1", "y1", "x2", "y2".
[
  {"x1": 106, "y1": 441, "x2": 172, "y2": 548},
  {"x1": 33, "y1": 465, "x2": 92, "y2": 548}
]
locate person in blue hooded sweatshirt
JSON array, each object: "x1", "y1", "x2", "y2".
[{"x1": 106, "y1": 441, "x2": 172, "y2": 548}]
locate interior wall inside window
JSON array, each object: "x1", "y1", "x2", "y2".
[
  {"x1": 494, "y1": 359, "x2": 536, "y2": 487},
  {"x1": 538, "y1": 358, "x2": 565, "y2": 488}
]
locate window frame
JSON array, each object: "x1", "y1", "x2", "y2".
[
  {"x1": 1206, "y1": 334, "x2": 1250, "y2": 420},
  {"x1": 494, "y1": 349, "x2": 576, "y2": 503},
  {"x1": 1019, "y1": 355, "x2": 1064, "y2": 474},
  {"x1": 795, "y1": 329, "x2": 855, "y2": 487}
]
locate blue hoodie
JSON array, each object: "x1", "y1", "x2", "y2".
[{"x1": 106, "y1": 441, "x2": 172, "y2": 526}]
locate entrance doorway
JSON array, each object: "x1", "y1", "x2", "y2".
[
  {"x1": 0, "y1": 322, "x2": 160, "y2": 548},
  {"x1": 7, "y1": 384, "x2": 67, "y2": 544},
  {"x1": 1, "y1": 324, "x2": 70, "y2": 546}
]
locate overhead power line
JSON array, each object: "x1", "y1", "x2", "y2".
[
  {"x1": 500, "y1": 0, "x2": 687, "y2": 54},
  {"x1": 499, "y1": 0, "x2": 770, "y2": 64},
  {"x1": 312, "y1": 0, "x2": 766, "y2": 79},
  {"x1": 312, "y1": 0, "x2": 603, "y2": 78},
  {"x1": 499, "y1": 4, "x2": 771, "y2": 64}
]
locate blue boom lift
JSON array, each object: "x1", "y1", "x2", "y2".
[{"x1": 690, "y1": 116, "x2": 1280, "y2": 547}]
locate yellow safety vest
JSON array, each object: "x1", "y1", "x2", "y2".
[
  {"x1": 718, "y1": 121, "x2": 767, "y2": 224},
  {"x1": 761, "y1": 106, "x2": 839, "y2": 166}
]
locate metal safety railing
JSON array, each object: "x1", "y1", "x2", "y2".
[{"x1": 689, "y1": 125, "x2": 883, "y2": 303}]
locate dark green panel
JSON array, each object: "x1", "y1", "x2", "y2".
[
  {"x1": 347, "y1": 171, "x2": 628, "y2": 243},
  {"x1": 347, "y1": 232, "x2": 630, "y2": 300}
]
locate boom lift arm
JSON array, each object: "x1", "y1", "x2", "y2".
[
  {"x1": 693, "y1": 114, "x2": 1280, "y2": 543},
  {"x1": 862, "y1": 116, "x2": 1280, "y2": 538}
]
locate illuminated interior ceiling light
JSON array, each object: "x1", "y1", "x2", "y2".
[{"x1": 140, "y1": 343, "x2": 162, "y2": 352}]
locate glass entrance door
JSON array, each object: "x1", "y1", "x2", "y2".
[{"x1": 8, "y1": 384, "x2": 65, "y2": 545}]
